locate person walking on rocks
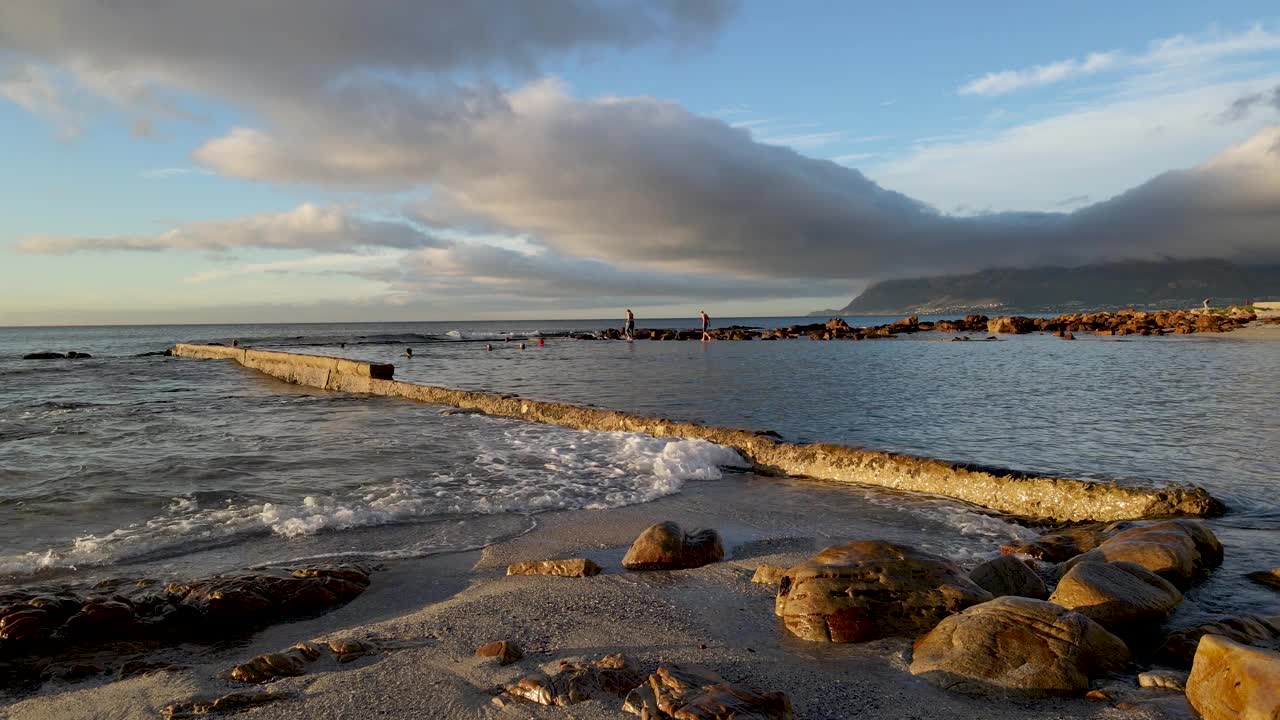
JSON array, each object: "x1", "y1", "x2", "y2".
[
  {"x1": 624, "y1": 309, "x2": 635, "y2": 342},
  {"x1": 700, "y1": 310, "x2": 712, "y2": 342}
]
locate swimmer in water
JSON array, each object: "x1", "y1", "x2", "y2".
[
  {"x1": 537, "y1": 337, "x2": 545, "y2": 347},
  {"x1": 519, "y1": 342, "x2": 526, "y2": 350},
  {"x1": 404, "y1": 347, "x2": 413, "y2": 358},
  {"x1": 485, "y1": 344, "x2": 493, "y2": 351}
]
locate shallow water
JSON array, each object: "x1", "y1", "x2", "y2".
[{"x1": 0, "y1": 319, "x2": 1277, "y2": 622}]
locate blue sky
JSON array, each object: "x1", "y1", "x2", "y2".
[{"x1": 2, "y1": 1, "x2": 1279, "y2": 324}]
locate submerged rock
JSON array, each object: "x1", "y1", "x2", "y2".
[
  {"x1": 968, "y1": 555, "x2": 1047, "y2": 599},
  {"x1": 909, "y1": 596, "x2": 1131, "y2": 697},
  {"x1": 1057, "y1": 519, "x2": 1223, "y2": 589},
  {"x1": 1247, "y1": 568, "x2": 1280, "y2": 591},
  {"x1": 505, "y1": 654, "x2": 645, "y2": 707},
  {"x1": 476, "y1": 640, "x2": 523, "y2": 665},
  {"x1": 1049, "y1": 561, "x2": 1183, "y2": 630},
  {"x1": 623, "y1": 663, "x2": 792, "y2": 719},
  {"x1": 0, "y1": 564, "x2": 371, "y2": 690},
  {"x1": 506, "y1": 559, "x2": 601, "y2": 578},
  {"x1": 22, "y1": 352, "x2": 65, "y2": 360},
  {"x1": 622, "y1": 522, "x2": 723, "y2": 571},
  {"x1": 1186, "y1": 635, "x2": 1280, "y2": 720},
  {"x1": 775, "y1": 540, "x2": 991, "y2": 643},
  {"x1": 1156, "y1": 614, "x2": 1280, "y2": 668}
]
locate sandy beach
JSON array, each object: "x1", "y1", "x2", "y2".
[{"x1": 5, "y1": 473, "x2": 1200, "y2": 720}]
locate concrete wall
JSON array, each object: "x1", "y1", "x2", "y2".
[{"x1": 170, "y1": 344, "x2": 1222, "y2": 523}]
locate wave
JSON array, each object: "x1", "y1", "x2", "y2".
[{"x1": 0, "y1": 431, "x2": 747, "y2": 579}]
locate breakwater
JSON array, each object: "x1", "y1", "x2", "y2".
[{"x1": 171, "y1": 344, "x2": 1222, "y2": 523}]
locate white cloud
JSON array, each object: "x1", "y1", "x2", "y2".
[
  {"x1": 141, "y1": 166, "x2": 214, "y2": 179},
  {"x1": 18, "y1": 204, "x2": 440, "y2": 255},
  {"x1": 959, "y1": 25, "x2": 1280, "y2": 97},
  {"x1": 182, "y1": 251, "x2": 404, "y2": 284}
]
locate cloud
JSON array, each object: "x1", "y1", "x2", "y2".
[
  {"x1": 960, "y1": 52, "x2": 1117, "y2": 96},
  {"x1": 1220, "y1": 85, "x2": 1280, "y2": 122},
  {"x1": 959, "y1": 25, "x2": 1280, "y2": 97},
  {"x1": 182, "y1": 251, "x2": 405, "y2": 284},
  {"x1": 141, "y1": 166, "x2": 214, "y2": 179},
  {"x1": 18, "y1": 204, "x2": 441, "y2": 255},
  {"x1": 0, "y1": 62, "x2": 80, "y2": 137}
]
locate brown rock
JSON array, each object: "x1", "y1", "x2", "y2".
[
  {"x1": 228, "y1": 642, "x2": 323, "y2": 683},
  {"x1": 987, "y1": 316, "x2": 1036, "y2": 334},
  {"x1": 1002, "y1": 523, "x2": 1117, "y2": 562},
  {"x1": 505, "y1": 654, "x2": 644, "y2": 707},
  {"x1": 1186, "y1": 635, "x2": 1280, "y2": 720},
  {"x1": 622, "y1": 522, "x2": 723, "y2": 571},
  {"x1": 968, "y1": 555, "x2": 1047, "y2": 599},
  {"x1": 1049, "y1": 561, "x2": 1183, "y2": 629},
  {"x1": 775, "y1": 540, "x2": 992, "y2": 643},
  {"x1": 909, "y1": 596, "x2": 1131, "y2": 697},
  {"x1": 623, "y1": 663, "x2": 792, "y2": 719},
  {"x1": 476, "y1": 640, "x2": 523, "y2": 665},
  {"x1": 751, "y1": 564, "x2": 787, "y2": 585},
  {"x1": 1058, "y1": 520, "x2": 1222, "y2": 589},
  {"x1": 506, "y1": 558, "x2": 602, "y2": 578},
  {"x1": 163, "y1": 690, "x2": 282, "y2": 718},
  {"x1": 1137, "y1": 669, "x2": 1188, "y2": 690},
  {"x1": 1157, "y1": 614, "x2": 1280, "y2": 668},
  {"x1": 327, "y1": 637, "x2": 378, "y2": 663}
]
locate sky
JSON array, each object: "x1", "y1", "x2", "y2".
[{"x1": 1, "y1": 1, "x2": 1279, "y2": 325}]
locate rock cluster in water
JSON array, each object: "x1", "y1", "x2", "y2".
[
  {"x1": 22, "y1": 351, "x2": 92, "y2": 359},
  {"x1": 0, "y1": 564, "x2": 370, "y2": 690},
  {"x1": 588, "y1": 307, "x2": 1257, "y2": 342}
]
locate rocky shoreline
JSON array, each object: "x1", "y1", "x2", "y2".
[
  {"x1": 4, "y1": 475, "x2": 1276, "y2": 720},
  {"x1": 592, "y1": 307, "x2": 1261, "y2": 342}
]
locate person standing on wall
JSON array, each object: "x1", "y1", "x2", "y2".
[
  {"x1": 624, "y1": 309, "x2": 635, "y2": 342},
  {"x1": 700, "y1": 310, "x2": 712, "y2": 342}
]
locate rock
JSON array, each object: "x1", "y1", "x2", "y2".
[
  {"x1": 1186, "y1": 635, "x2": 1280, "y2": 720},
  {"x1": 622, "y1": 663, "x2": 792, "y2": 719},
  {"x1": 163, "y1": 690, "x2": 282, "y2": 718},
  {"x1": 622, "y1": 522, "x2": 723, "y2": 571},
  {"x1": 65, "y1": 351, "x2": 92, "y2": 359},
  {"x1": 228, "y1": 642, "x2": 323, "y2": 683},
  {"x1": 506, "y1": 559, "x2": 602, "y2": 578},
  {"x1": 1156, "y1": 614, "x2": 1280, "y2": 668},
  {"x1": 1002, "y1": 523, "x2": 1116, "y2": 562},
  {"x1": 751, "y1": 564, "x2": 787, "y2": 585},
  {"x1": 22, "y1": 352, "x2": 65, "y2": 360},
  {"x1": 476, "y1": 640, "x2": 523, "y2": 665},
  {"x1": 775, "y1": 540, "x2": 992, "y2": 643},
  {"x1": 987, "y1": 316, "x2": 1036, "y2": 334},
  {"x1": 968, "y1": 555, "x2": 1047, "y2": 599},
  {"x1": 1058, "y1": 519, "x2": 1222, "y2": 589},
  {"x1": 1049, "y1": 561, "x2": 1183, "y2": 629},
  {"x1": 327, "y1": 637, "x2": 377, "y2": 663},
  {"x1": 505, "y1": 654, "x2": 645, "y2": 707},
  {"x1": 909, "y1": 596, "x2": 1131, "y2": 697},
  {"x1": 1137, "y1": 669, "x2": 1188, "y2": 690},
  {"x1": 1247, "y1": 568, "x2": 1280, "y2": 591},
  {"x1": 172, "y1": 563, "x2": 371, "y2": 625}
]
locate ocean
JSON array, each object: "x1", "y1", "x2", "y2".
[{"x1": 1, "y1": 318, "x2": 1278, "y2": 621}]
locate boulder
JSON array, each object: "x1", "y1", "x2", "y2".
[
  {"x1": 987, "y1": 316, "x2": 1036, "y2": 334},
  {"x1": 505, "y1": 654, "x2": 644, "y2": 707},
  {"x1": 1186, "y1": 635, "x2": 1280, "y2": 720},
  {"x1": 1058, "y1": 520, "x2": 1222, "y2": 589},
  {"x1": 1137, "y1": 669, "x2": 1188, "y2": 690},
  {"x1": 476, "y1": 640, "x2": 523, "y2": 665},
  {"x1": 22, "y1": 352, "x2": 65, "y2": 360},
  {"x1": 968, "y1": 555, "x2": 1047, "y2": 599},
  {"x1": 775, "y1": 540, "x2": 992, "y2": 643},
  {"x1": 326, "y1": 638, "x2": 378, "y2": 663},
  {"x1": 623, "y1": 663, "x2": 792, "y2": 719},
  {"x1": 1157, "y1": 614, "x2": 1280, "y2": 668},
  {"x1": 1247, "y1": 568, "x2": 1280, "y2": 591},
  {"x1": 65, "y1": 351, "x2": 92, "y2": 359},
  {"x1": 506, "y1": 559, "x2": 601, "y2": 578},
  {"x1": 1049, "y1": 561, "x2": 1183, "y2": 629},
  {"x1": 909, "y1": 596, "x2": 1131, "y2": 697},
  {"x1": 751, "y1": 564, "x2": 787, "y2": 585},
  {"x1": 622, "y1": 522, "x2": 723, "y2": 571}
]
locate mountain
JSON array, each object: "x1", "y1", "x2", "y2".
[{"x1": 817, "y1": 260, "x2": 1280, "y2": 316}]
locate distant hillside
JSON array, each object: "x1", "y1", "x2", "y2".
[{"x1": 818, "y1": 260, "x2": 1280, "y2": 316}]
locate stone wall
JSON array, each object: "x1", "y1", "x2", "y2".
[{"x1": 170, "y1": 344, "x2": 1221, "y2": 523}]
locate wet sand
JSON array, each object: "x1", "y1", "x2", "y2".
[{"x1": 4, "y1": 475, "x2": 1192, "y2": 719}]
